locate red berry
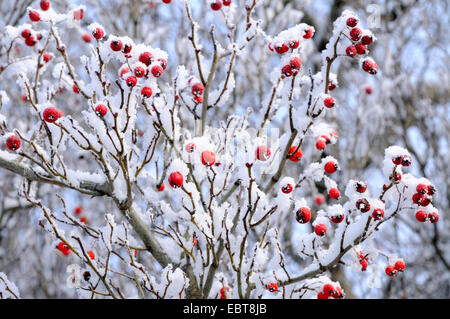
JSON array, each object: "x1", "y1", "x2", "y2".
[
  {"x1": 110, "y1": 40, "x2": 123, "y2": 51},
  {"x1": 385, "y1": 265, "x2": 396, "y2": 277},
  {"x1": 194, "y1": 95, "x2": 203, "y2": 103},
  {"x1": 372, "y1": 208, "x2": 384, "y2": 220},
  {"x1": 201, "y1": 150, "x2": 216, "y2": 166},
  {"x1": 43, "y1": 107, "x2": 61, "y2": 123},
  {"x1": 141, "y1": 86, "x2": 152, "y2": 98},
  {"x1": 317, "y1": 291, "x2": 329, "y2": 299},
  {"x1": 267, "y1": 282, "x2": 278, "y2": 293},
  {"x1": 120, "y1": 66, "x2": 130, "y2": 80},
  {"x1": 400, "y1": 155, "x2": 412, "y2": 166},
  {"x1": 349, "y1": 28, "x2": 362, "y2": 41},
  {"x1": 275, "y1": 43, "x2": 289, "y2": 54},
  {"x1": 73, "y1": 83, "x2": 80, "y2": 94},
  {"x1": 315, "y1": 194, "x2": 325, "y2": 205},
  {"x1": 329, "y1": 188, "x2": 340, "y2": 199},
  {"x1": 73, "y1": 9, "x2": 84, "y2": 20},
  {"x1": 324, "y1": 97, "x2": 335, "y2": 108},
  {"x1": 281, "y1": 65, "x2": 293, "y2": 77},
  {"x1": 57, "y1": 242, "x2": 71, "y2": 256},
  {"x1": 82, "y1": 33, "x2": 91, "y2": 43},
  {"x1": 427, "y1": 185, "x2": 436, "y2": 196},
  {"x1": 415, "y1": 210, "x2": 427, "y2": 222},
  {"x1": 290, "y1": 57, "x2": 301, "y2": 70},
  {"x1": 80, "y1": 216, "x2": 87, "y2": 224},
  {"x1": 324, "y1": 161, "x2": 337, "y2": 174},
  {"x1": 428, "y1": 211, "x2": 439, "y2": 224},
  {"x1": 29, "y1": 11, "x2": 40, "y2": 22},
  {"x1": 74, "y1": 205, "x2": 82, "y2": 214},
  {"x1": 192, "y1": 83, "x2": 204, "y2": 96},
  {"x1": 21, "y1": 29, "x2": 32, "y2": 38},
  {"x1": 356, "y1": 198, "x2": 370, "y2": 212},
  {"x1": 346, "y1": 17, "x2": 358, "y2": 27},
  {"x1": 419, "y1": 196, "x2": 431, "y2": 207},
  {"x1": 289, "y1": 40, "x2": 299, "y2": 49},
  {"x1": 328, "y1": 82, "x2": 336, "y2": 91},
  {"x1": 315, "y1": 224, "x2": 327, "y2": 236},
  {"x1": 296, "y1": 207, "x2": 311, "y2": 224},
  {"x1": 219, "y1": 286, "x2": 229, "y2": 299},
  {"x1": 87, "y1": 251, "x2": 95, "y2": 260},
  {"x1": 211, "y1": 0, "x2": 222, "y2": 11},
  {"x1": 43, "y1": 53, "x2": 51, "y2": 62},
  {"x1": 360, "y1": 259, "x2": 368, "y2": 271},
  {"x1": 40, "y1": 0, "x2": 50, "y2": 11},
  {"x1": 316, "y1": 139, "x2": 327, "y2": 151},
  {"x1": 122, "y1": 43, "x2": 132, "y2": 54},
  {"x1": 288, "y1": 145, "x2": 303, "y2": 162},
  {"x1": 158, "y1": 58, "x2": 168, "y2": 70},
  {"x1": 92, "y1": 27, "x2": 105, "y2": 40},
  {"x1": 281, "y1": 184, "x2": 293, "y2": 194},
  {"x1": 223, "y1": 0, "x2": 231, "y2": 5},
  {"x1": 323, "y1": 283, "x2": 335, "y2": 297},
  {"x1": 331, "y1": 214, "x2": 344, "y2": 224},
  {"x1": 416, "y1": 184, "x2": 428, "y2": 194},
  {"x1": 394, "y1": 260, "x2": 405, "y2": 272},
  {"x1": 6, "y1": 135, "x2": 21, "y2": 151},
  {"x1": 162, "y1": 0, "x2": 171, "y2": 3},
  {"x1": 256, "y1": 145, "x2": 271, "y2": 161},
  {"x1": 303, "y1": 28, "x2": 313, "y2": 39},
  {"x1": 95, "y1": 104, "x2": 108, "y2": 117},
  {"x1": 335, "y1": 287, "x2": 343, "y2": 298},
  {"x1": 355, "y1": 181, "x2": 367, "y2": 193},
  {"x1": 157, "y1": 183, "x2": 165, "y2": 192},
  {"x1": 362, "y1": 59, "x2": 378, "y2": 75},
  {"x1": 25, "y1": 36, "x2": 37, "y2": 47},
  {"x1": 126, "y1": 76, "x2": 137, "y2": 88},
  {"x1": 355, "y1": 43, "x2": 367, "y2": 55},
  {"x1": 346, "y1": 45, "x2": 357, "y2": 58},
  {"x1": 412, "y1": 192, "x2": 424, "y2": 205},
  {"x1": 168, "y1": 172, "x2": 183, "y2": 188},
  {"x1": 139, "y1": 52, "x2": 153, "y2": 66},
  {"x1": 134, "y1": 66, "x2": 146, "y2": 78},
  {"x1": 185, "y1": 143, "x2": 196, "y2": 153},
  {"x1": 361, "y1": 35, "x2": 373, "y2": 45},
  {"x1": 365, "y1": 86, "x2": 372, "y2": 94},
  {"x1": 151, "y1": 65, "x2": 163, "y2": 78}
]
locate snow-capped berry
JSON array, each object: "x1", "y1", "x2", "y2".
[
  {"x1": 73, "y1": 9, "x2": 84, "y2": 20},
  {"x1": 303, "y1": 28, "x2": 313, "y2": 39},
  {"x1": 356, "y1": 198, "x2": 370, "y2": 212},
  {"x1": 346, "y1": 17, "x2": 358, "y2": 27},
  {"x1": 355, "y1": 43, "x2": 367, "y2": 55},
  {"x1": 92, "y1": 27, "x2": 105, "y2": 39},
  {"x1": 335, "y1": 287, "x2": 343, "y2": 298},
  {"x1": 362, "y1": 59, "x2": 378, "y2": 75},
  {"x1": 281, "y1": 184, "x2": 293, "y2": 194},
  {"x1": 223, "y1": 0, "x2": 231, "y2": 5},
  {"x1": 324, "y1": 161, "x2": 337, "y2": 174},
  {"x1": 288, "y1": 145, "x2": 303, "y2": 162},
  {"x1": 139, "y1": 52, "x2": 153, "y2": 66},
  {"x1": 416, "y1": 184, "x2": 428, "y2": 194},
  {"x1": 281, "y1": 65, "x2": 293, "y2": 77},
  {"x1": 289, "y1": 40, "x2": 299, "y2": 49},
  {"x1": 290, "y1": 57, "x2": 301, "y2": 70},
  {"x1": 349, "y1": 28, "x2": 362, "y2": 41},
  {"x1": 361, "y1": 35, "x2": 373, "y2": 45},
  {"x1": 122, "y1": 43, "x2": 132, "y2": 54},
  {"x1": 419, "y1": 196, "x2": 431, "y2": 207},
  {"x1": 141, "y1": 86, "x2": 152, "y2": 98},
  {"x1": 87, "y1": 251, "x2": 95, "y2": 260},
  {"x1": 95, "y1": 104, "x2": 108, "y2": 117},
  {"x1": 385, "y1": 265, "x2": 396, "y2": 277},
  {"x1": 296, "y1": 207, "x2": 311, "y2": 224},
  {"x1": 428, "y1": 211, "x2": 439, "y2": 224},
  {"x1": 346, "y1": 45, "x2": 357, "y2": 58},
  {"x1": 211, "y1": 0, "x2": 222, "y2": 11},
  {"x1": 21, "y1": 29, "x2": 32, "y2": 38},
  {"x1": 365, "y1": 86, "x2": 372, "y2": 94},
  {"x1": 40, "y1": 0, "x2": 50, "y2": 10},
  {"x1": 157, "y1": 183, "x2": 165, "y2": 192},
  {"x1": 315, "y1": 194, "x2": 325, "y2": 205},
  {"x1": 427, "y1": 185, "x2": 436, "y2": 196},
  {"x1": 80, "y1": 216, "x2": 87, "y2": 224},
  {"x1": 316, "y1": 139, "x2": 327, "y2": 151},
  {"x1": 317, "y1": 291, "x2": 329, "y2": 299},
  {"x1": 275, "y1": 43, "x2": 289, "y2": 54},
  {"x1": 315, "y1": 224, "x2": 327, "y2": 236},
  {"x1": 401, "y1": 155, "x2": 412, "y2": 166},
  {"x1": 323, "y1": 284, "x2": 335, "y2": 297},
  {"x1": 331, "y1": 214, "x2": 344, "y2": 223},
  {"x1": 110, "y1": 39, "x2": 123, "y2": 51},
  {"x1": 168, "y1": 172, "x2": 183, "y2": 188},
  {"x1": 25, "y1": 36, "x2": 37, "y2": 46},
  {"x1": 415, "y1": 210, "x2": 427, "y2": 222},
  {"x1": 120, "y1": 66, "x2": 130, "y2": 79},
  {"x1": 256, "y1": 145, "x2": 271, "y2": 161},
  {"x1": 126, "y1": 76, "x2": 137, "y2": 87},
  {"x1": 158, "y1": 58, "x2": 168, "y2": 70},
  {"x1": 82, "y1": 33, "x2": 91, "y2": 42},
  {"x1": 267, "y1": 282, "x2": 278, "y2": 293},
  {"x1": 29, "y1": 10, "x2": 40, "y2": 22},
  {"x1": 372, "y1": 208, "x2": 384, "y2": 220},
  {"x1": 43, "y1": 53, "x2": 51, "y2": 62},
  {"x1": 43, "y1": 107, "x2": 61, "y2": 123},
  {"x1": 151, "y1": 65, "x2": 163, "y2": 78},
  {"x1": 355, "y1": 181, "x2": 367, "y2": 193},
  {"x1": 6, "y1": 135, "x2": 21, "y2": 151},
  {"x1": 329, "y1": 188, "x2": 340, "y2": 199},
  {"x1": 201, "y1": 150, "x2": 216, "y2": 166},
  {"x1": 394, "y1": 260, "x2": 405, "y2": 272},
  {"x1": 185, "y1": 143, "x2": 196, "y2": 153},
  {"x1": 412, "y1": 193, "x2": 423, "y2": 205},
  {"x1": 57, "y1": 242, "x2": 71, "y2": 256},
  {"x1": 324, "y1": 96, "x2": 335, "y2": 108},
  {"x1": 192, "y1": 83, "x2": 204, "y2": 96},
  {"x1": 328, "y1": 82, "x2": 336, "y2": 91},
  {"x1": 74, "y1": 205, "x2": 82, "y2": 214},
  {"x1": 194, "y1": 95, "x2": 203, "y2": 103},
  {"x1": 360, "y1": 259, "x2": 368, "y2": 271},
  {"x1": 134, "y1": 66, "x2": 146, "y2": 78}
]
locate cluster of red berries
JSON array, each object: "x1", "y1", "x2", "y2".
[
  {"x1": 267, "y1": 282, "x2": 278, "y2": 293},
  {"x1": 20, "y1": 25, "x2": 43, "y2": 47},
  {"x1": 190, "y1": 81, "x2": 204, "y2": 104},
  {"x1": 317, "y1": 283, "x2": 343, "y2": 299},
  {"x1": 268, "y1": 28, "x2": 314, "y2": 55},
  {"x1": 412, "y1": 183, "x2": 435, "y2": 208},
  {"x1": 315, "y1": 131, "x2": 338, "y2": 151},
  {"x1": 281, "y1": 56, "x2": 302, "y2": 78},
  {"x1": 74, "y1": 205, "x2": 88, "y2": 224},
  {"x1": 210, "y1": 0, "x2": 231, "y2": 11},
  {"x1": 415, "y1": 210, "x2": 439, "y2": 223},
  {"x1": 385, "y1": 260, "x2": 405, "y2": 277},
  {"x1": 5, "y1": 135, "x2": 21, "y2": 152}
]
